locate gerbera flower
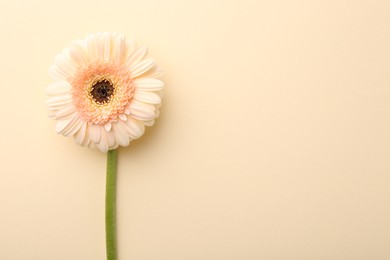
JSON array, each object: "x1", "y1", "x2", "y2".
[{"x1": 46, "y1": 33, "x2": 163, "y2": 152}]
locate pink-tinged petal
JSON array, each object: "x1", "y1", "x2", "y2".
[
  {"x1": 134, "y1": 78, "x2": 164, "y2": 91},
  {"x1": 104, "y1": 122, "x2": 112, "y2": 131},
  {"x1": 96, "y1": 143, "x2": 108, "y2": 153},
  {"x1": 106, "y1": 130, "x2": 115, "y2": 148},
  {"x1": 111, "y1": 142, "x2": 120, "y2": 150},
  {"x1": 130, "y1": 58, "x2": 155, "y2": 78},
  {"x1": 124, "y1": 118, "x2": 145, "y2": 139},
  {"x1": 88, "y1": 142, "x2": 95, "y2": 149},
  {"x1": 46, "y1": 81, "x2": 72, "y2": 96},
  {"x1": 97, "y1": 127, "x2": 109, "y2": 152},
  {"x1": 55, "y1": 113, "x2": 78, "y2": 134},
  {"x1": 74, "y1": 122, "x2": 87, "y2": 145},
  {"x1": 118, "y1": 114, "x2": 127, "y2": 121},
  {"x1": 55, "y1": 105, "x2": 76, "y2": 119},
  {"x1": 124, "y1": 107, "x2": 131, "y2": 115},
  {"x1": 89, "y1": 124, "x2": 101, "y2": 144},
  {"x1": 126, "y1": 46, "x2": 147, "y2": 68},
  {"x1": 112, "y1": 122, "x2": 129, "y2": 146},
  {"x1": 133, "y1": 90, "x2": 161, "y2": 104},
  {"x1": 81, "y1": 125, "x2": 91, "y2": 147}
]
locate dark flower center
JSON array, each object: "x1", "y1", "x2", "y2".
[{"x1": 90, "y1": 79, "x2": 114, "y2": 104}]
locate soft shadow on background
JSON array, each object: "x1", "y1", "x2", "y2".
[{"x1": 0, "y1": 0, "x2": 389, "y2": 259}]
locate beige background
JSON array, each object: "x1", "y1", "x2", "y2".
[{"x1": 0, "y1": 0, "x2": 389, "y2": 259}]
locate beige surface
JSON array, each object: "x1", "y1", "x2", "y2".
[{"x1": 0, "y1": 0, "x2": 389, "y2": 259}]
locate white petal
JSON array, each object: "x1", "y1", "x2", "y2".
[
  {"x1": 133, "y1": 90, "x2": 161, "y2": 104},
  {"x1": 49, "y1": 65, "x2": 68, "y2": 81},
  {"x1": 130, "y1": 112, "x2": 155, "y2": 121},
  {"x1": 55, "y1": 105, "x2": 76, "y2": 119},
  {"x1": 155, "y1": 108, "x2": 160, "y2": 118},
  {"x1": 118, "y1": 114, "x2": 127, "y2": 121},
  {"x1": 143, "y1": 120, "x2": 155, "y2": 127},
  {"x1": 86, "y1": 34, "x2": 98, "y2": 62},
  {"x1": 61, "y1": 48, "x2": 80, "y2": 71},
  {"x1": 55, "y1": 113, "x2": 78, "y2": 134},
  {"x1": 74, "y1": 122, "x2": 87, "y2": 145},
  {"x1": 48, "y1": 110, "x2": 56, "y2": 118},
  {"x1": 106, "y1": 129, "x2": 115, "y2": 148},
  {"x1": 110, "y1": 142, "x2": 120, "y2": 150},
  {"x1": 46, "y1": 94, "x2": 73, "y2": 109},
  {"x1": 147, "y1": 67, "x2": 163, "y2": 78},
  {"x1": 155, "y1": 90, "x2": 164, "y2": 98},
  {"x1": 112, "y1": 122, "x2": 129, "y2": 147},
  {"x1": 112, "y1": 34, "x2": 126, "y2": 65},
  {"x1": 124, "y1": 107, "x2": 131, "y2": 115},
  {"x1": 94, "y1": 33, "x2": 105, "y2": 61},
  {"x1": 125, "y1": 39, "x2": 136, "y2": 60},
  {"x1": 54, "y1": 53, "x2": 76, "y2": 79},
  {"x1": 82, "y1": 125, "x2": 91, "y2": 147},
  {"x1": 97, "y1": 127, "x2": 109, "y2": 152},
  {"x1": 128, "y1": 99, "x2": 155, "y2": 112},
  {"x1": 128, "y1": 100, "x2": 156, "y2": 121},
  {"x1": 134, "y1": 78, "x2": 164, "y2": 91},
  {"x1": 46, "y1": 81, "x2": 72, "y2": 96},
  {"x1": 69, "y1": 41, "x2": 88, "y2": 68},
  {"x1": 130, "y1": 58, "x2": 155, "y2": 78},
  {"x1": 63, "y1": 116, "x2": 83, "y2": 136},
  {"x1": 102, "y1": 32, "x2": 111, "y2": 62},
  {"x1": 89, "y1": 124, "x2": 101, "y2": 143},
  {"x1": 124, "y1": 118, "x2": 145, "y2": 139},
  {"x1": 88, "y1": 141, "x2": 95, "y2": 149},
  {"x1": 104, "y1": 122, "x2": 112, "y2": 131},
  {"x1": 126, "y1": 46, "x2": 148, "y2": 68}
]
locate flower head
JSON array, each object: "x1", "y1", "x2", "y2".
[{"x1": 46, "y1": 33, "x2": 163, "y2": 152}]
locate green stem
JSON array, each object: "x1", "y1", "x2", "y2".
[{"x1": 106, "y1": 149, "x2": 118, "y2": 260}]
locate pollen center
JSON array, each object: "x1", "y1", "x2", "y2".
[{"x1": 90, "y1": 79, "x2": 114, "y2": 104}]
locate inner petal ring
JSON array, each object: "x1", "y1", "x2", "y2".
[{"x1": 70, "y1": 61, "x2": 134, "y2": 125}]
